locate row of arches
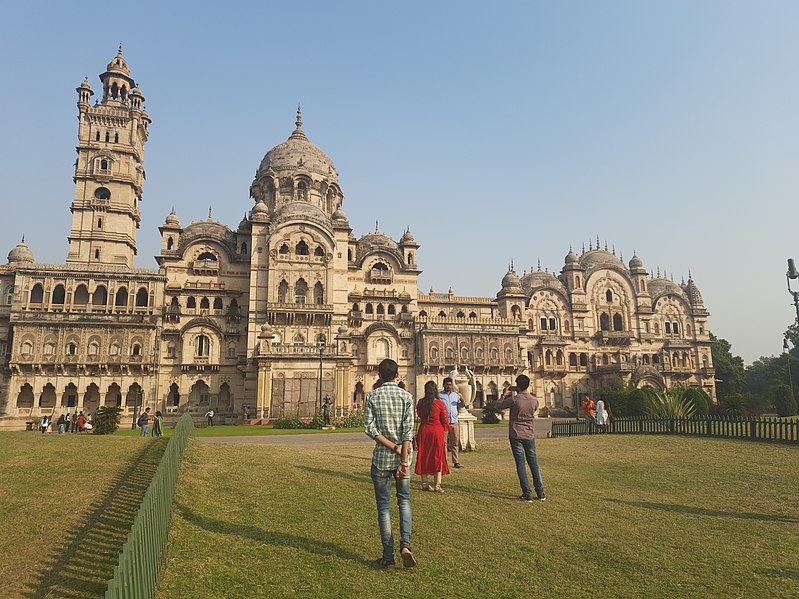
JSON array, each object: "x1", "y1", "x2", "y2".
[
  {"x1": 28, "y1": 283, "x2": 150, "y2": 308},
  {"x1": 278, "y1": 279, "x2": 324, "y2": 305},
  {"x1": 19, "y1": 338, "x2": 145, "y2": 358},
  {"x1": 418, "y1": 310, "x2": 478, "y2": 319},
  {"x1": 16, "y1": 382, "x2": 141, "y2": 410},
  {"x1": 95, "y1": 131, "x2": 119, "y2": 144},
  {"x1": 278, "y1": 241, "x2": 326, "y2": 258},
  {"x1": 428, "y1": 344, "x2": 513, "y2": 362},
  {"x1": 352, "y1": 303, "x2": 410, "y2": 316}
]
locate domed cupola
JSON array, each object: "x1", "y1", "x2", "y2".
[
  {"x1": 251, "y1": 199, "x2": 270, "y2": 223},
  {"x1": 499, "y1": 264, "x2": 523, "y2": 294},
  {"x1": 7, "y1": 237, "x2": 34, "y2": 264},
  {"x1": 332, "y1": 204, "x2": 349, "y2": 225},
  {"x1": 629, "y1": 253, "x2": 645, "y2": 272},
  {"x1": 565, "y1": 248, "x2": 579, "y2": 266},
  {"x1": 683, "y1": 273, "x2": 704, "y2": 306},
  {"x1": 99, "y1": 45, "x2": 136, "y2": 104},
  {"x1": 164, "y1": 209, "x2": 181, "y2": 227},
  {"x1": 250, "y1": 107, "x2": 342, "y2": 218}
]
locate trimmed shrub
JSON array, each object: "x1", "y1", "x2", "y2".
[
  {"x1": 481, "y1": 400, "x2": 501, "y2": 424},
  {"x1": 644, "y1": 389, "x2": 697, "y2": 418},
  {"x1": 770, "y1": 383, "x2": 798, "y2": 417},
  {"x1": 93, "y1": 406, "x2": 122, "y2": 435},
  {"x1": 683, "y1": 388, "x2": 710, "y2": 415}
]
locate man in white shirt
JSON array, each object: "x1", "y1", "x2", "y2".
[{"x1": 438, "y1": 377, "x2": 464, "y2": 468}]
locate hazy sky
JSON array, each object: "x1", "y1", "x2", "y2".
[{"x1": 0, "y1": 1, "x2": 797, "y2": 364}]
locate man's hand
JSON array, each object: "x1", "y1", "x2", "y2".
[{"x1": 395, "y1": 461, "x2": 408, "y2": 479}]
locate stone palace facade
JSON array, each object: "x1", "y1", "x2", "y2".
[{"x1": 0, "y1": 50, "x2": 716, "y2": 427}]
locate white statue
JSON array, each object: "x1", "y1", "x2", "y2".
[{"x1": 448, "y1": 367, "x2": 474, "y2": 410}]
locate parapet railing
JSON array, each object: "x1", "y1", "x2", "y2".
[
  {"x1": 105, "y1": 413, "x2": 195, "y2": 598},
  {"x1": 550, "y1": 415, "x2": 799, "y2": 443}
]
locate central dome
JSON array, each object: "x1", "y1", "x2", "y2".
[{"x1": 256, "y1": 110, "x2": 338, "y2": 183}]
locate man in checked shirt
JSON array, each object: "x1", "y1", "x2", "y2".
[{"x1": 364, "y1": 358, "x2": 417, "y2": 570}]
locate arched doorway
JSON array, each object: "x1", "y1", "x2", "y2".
[
  {"x1": 167, "y1": 383, "x2": 180, "y2": 407},
  {"x1": 219, "y1": 383, "x2": 232, "y2": 412},
  {"x1": 353, "y1": 382, "x2": 364, "y2": 409},
  {"x1": 126, "y1": 383, "x2": 143, "y2": 409},
  {"x1": 61, "y1": 383, "x2": 78, "y2": 408},
  {"x1": 17, "y1": 384, "x2": 34, "y2": 409},
  {"x1": 105, "y1": 383, "x2": 122, "y2": 407},
  {"x1": 84, "y1": 383, "x2": 100, "y2": 413},
  {"x1": 189, "y1": 380, "x2": 210, "y2": 406},
  {"x1": 39, "y1": 384, "x2": 56, "y2": 409}
]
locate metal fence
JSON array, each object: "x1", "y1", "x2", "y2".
[
  {"x1": 105, "y1": 413, "x2": 195, "y2": 598},
  {"x1": 550, "y1": 415, "x2": 799, "y2": 443}
]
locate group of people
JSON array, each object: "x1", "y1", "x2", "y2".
[
  {"x1": 38, "y1": 411, "x2": 90, "y2": 434},
  {"x1": 363, "y1": 359, "x2": 546, "y2": 570},
  {"x1": 581, "y1": 393, "x2": 609, "y2": 433},
  {"x1": 137, "y1": 407, "x2": 164, "y2": 437}
]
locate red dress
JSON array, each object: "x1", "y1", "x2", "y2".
[{"x1": 414, "y1": 399, "x2": 451, "y2": 475}]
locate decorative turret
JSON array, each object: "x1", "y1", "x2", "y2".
[
  {"x1": 7, "y1": 237, "x2": 34, "y2": 264},
  {"x1": 76, "y1": 77, "x2": 93, "y2": 112},
  {"x1": 399, "y1": 227, "x2": 419, "y2": 268},
  {"x1": 159, "y1": 209, "x2": 182, "y2": 254}
]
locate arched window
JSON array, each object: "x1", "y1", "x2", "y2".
[
  {"x1": 43, "y1": 342, "x2": 55, "y2": 355},
  {"x1": 446, "y1": 347, "x2": 454, "y2": 360},
  {"x1": 295, "y1": 241, "x2": 309, "y2": 256},
  {"x1": 505, "y1": 348, "x2": 514, "y2": 361},
  {"x1": 376, "y1": 338, "x2": 390, "y2": 360},
  {"x1": 101, "y1": 158, "x2": 109, "y2": 170},
  {"x1": 673, "y1": 322, "x2": 680, "y2": 335},
  {"x1": 602, "y1": 354, "x2": 609, "y2": 365},
  {"x1": 196, "y1": 335, "x2": 210, "y2": 357},
  {"x1": 167, "y1": 237, "x2": 174, "y2": 250},
  {"x1": 314, "y1": 282, "x2": 324, "y2": 305},
  {"x1": 5, "y1": 285, "x2": 13, "y2": 305},
  {"x1": 352, "y1": 303, "x2": 360, "y2": 312},
  {"x1": 600, "y1": 313, "x2": 610, "y2": 331},
  {"x1": 545, "y1": 350, "x2": 552, "y2": 365},
  {"x1": 377, "y1": 304, "x2": 385, "y2": 315},
  {"x1": 491, "y1": 348, "x2": 499, "y2": 360},
  {"x1": 278, "y1": 280, "x2": 288, "y2": 303},
  {"x1": 135, "y1": 287, "x2": 148, "y2": 307},
  {"x1": 88, "y1": 342, "x2": 100, "y2": 356},
  {"x1": 294, "y1": 278, "x2": 308, "y2": 304},
  {"x1": 407, "y1": 252, "x2": 414, "y2": 265},
  {"x1": 97, "y1": 217, "x2": 103, "y2": 229},
  {"x1": 665, "y1": 322, "x2": 672, "y2": 334},
  {"x1": 93, "y1": 285, "x2": 107, "y2": 305},
  {"x1": 297, "y1": 181, "x2": 308, "y2": 201},
  {"x1": 197, "y1": 252, "x2": 217, "y2": 263},
  {"x1": 109, "y1": 343, "x2": 120, "y2": 356},
  {"x1": 132, "y1": 344, "x2": 141, "y2": 357},
  {"x1": 240, "y1": 242, "x2": 247, "y2": 254},
  {"x1": 388, "y1": 304, "x2": 396, "y2": 315},
  {"x1": 52, "y1": 285, "x2": 66, "y2": 305},
  {"x1": 476, "y1": 348, "x2": 484, "y2": 359},
  {"x1": 187, "y1": 296, "x2": 196, "y2": 309},
  {"x1": 654, "y1": 322, "x2": 660, "y2": 335},
  {"x1": 115, "y1": 287, "x2": 128, "y2": 307},
  {"x1": 114, "y1": 132, "x2": 119, "y2": 143},
  {"x1": 200, "y1": 297, "x2": 210, "y2": 309},
  {"x1": 606, "y1": 290, "x2": 613, "y2": 302},
  {"x1": 438, "y1": 311, "x2": 446, "y2": 317},
  {"x1": 419, "y1": 310, "x2": 427, "y2": 317},
  {"x1": 564, "y1": 320, "x2": 570, "y2": 333},
  {"x1": 95, "y1": 249, "x2": 101, "y2": 260},
  {"x1": 96, "y1": 131, "x2": 100, "y2": 141},
  {"x1": 702, "y1": 355, "x2": 708, "y2": 368},
  {"x1": 643, "y1": 354, "x2": 650, "y2": 364},
  {"x1": 652, "y1": 354, "x2": 660, "y2": 364},
  {"x1": 279, "y1": 244, "x2": 289, "y2": 255},
  {"x1": 66, "y1": 342, "x2": 77, "y2": 355},
  {"x1": 613, "y1": 313, "x2": 623, "y2": 331},
  {"x1": 457, "y1": 311, "x2": 465, "y2": 318},
  {"x1": 314, "y1": 246, "x2": 325, "y2": 257},
  {"x1": 575, "y1": 275, "x2": 581, "y2": 288},
  {"x1": 579, "y1": 353, "x2": 588, "y2": 366},
  {"x1": 365, "y1": 303, "x2": 374, "y2": 314},
  {"x1": 214, "y1": 297, "x2": 223, "y2": 310},
  {"x1": 569, "y1": 353, "x2": 577, "y2": 366},
  {"x1": 74, "y1": 285, "x2": 89, "y2": 305},
  {"x1": 430, "y1": 346, "x2": 438, "y2": 359},
  {"x1": 461, "y1": 347, "x2": 469, "y2": 360},
  {"x1": 556, "y1": 350, "x2": 564, "y2": 365},
  {"x1": 293, "y1": 333, "x2": 305, "y2": 346},
  {"x1": 469, "y1": 312, "x2": 477, "y2": 319},
  {"x1": 21, "y1": 341, "x2": 33, "y2": 355}
]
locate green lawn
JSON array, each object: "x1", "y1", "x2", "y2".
[
  {"x1": 157, "y1": 435, "x2": 799, "y2": 599},
  {"x1": 0, "y1": 432, "x2": 166, "y2": 598}
]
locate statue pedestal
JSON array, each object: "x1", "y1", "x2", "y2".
[{"x1": 457, "y1": 409, "x2": 478, "y2": 451}]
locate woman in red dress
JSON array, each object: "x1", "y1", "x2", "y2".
[{"x1": 414, "y1": 381, "x2": 451, "y2": 493}]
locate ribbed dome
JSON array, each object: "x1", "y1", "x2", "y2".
[
  {"x1": 106, "y1": 48, "x2": 130, "y2": 75},
  {"x1": 579, "y1": 249, "x2": 624, "y2": 271},
  {"x1": 164, "y1": 210, "x2": 181, "y2": 226},
  {"x1": 332, "y1": 205, "x2": 348, "y2": 222},
  {"x1": 80, "y1": 78, "x2": 92, "y2": 89},
  {"x1": 648, "y1": 277, "x2": 684, "y2": 298},
  {"x1": 501, "y1": 267, "x2": 522, "y2": 290},
  {"x1": 683, "y1": 278, "x2": 704, "y2": 306},
  {"x1": 629, "y1": 254, "x2": 644, "y2": 270},
  {"x1": 564, "y1": 250, "x2": 579, "y2": 265},
  {"x1": 7, "y1": 239, "x2": 33, "y2": 264},
  {"x1": 521, "y1": 270, "x2": 562, "y2": 292},
  {"x1": 255, "y1": 109, "x2": 338, "y2": 183},
  {"x1": 400, "y1": 228, "x2": 415, "y2": 244},
  {"x1": 357, "y1": 232, "x2": 399, "y2": 256},
  {"x1": 273, "y1": 200, "x2": 328, "y2": 225}
]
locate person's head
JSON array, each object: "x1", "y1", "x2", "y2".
[
  {"x1": 442, "y1": 377, "x2": 454, "y2": 393},
  {"x1": 377, "y1": 358, "x2": 399, "y2": 382},
  {"x1": 145, "y1": 407, "x2": 150, "y2": 413},
  {"x1": 398, "y1": 381, "x2": 406, "y2": 389},
  {"x1": 156, "y1": 410, "x2": 162, "y2": 417},
  {"x1": 515, "y1": 374, "x2": 530, "y2": 391},
  {"x1": 424, "y1": 380, "x2": 439, "y2": 400}
]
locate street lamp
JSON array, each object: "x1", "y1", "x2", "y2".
[
  {"x1": 131, "y1": 385, "x2": 141, "y2": 430},
  {"x1": 317, "y1": 334, "x2": 326, "y2": 414},
  {"x1": 786, "y1": 258, "x2": 799, "y2": 324},
  {"x1": 784, "y1": 337, "x2": 794, "y2": 399}
]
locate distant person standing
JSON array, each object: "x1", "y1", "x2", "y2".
[
  {"x1": 152, "y1": 410, "x2": 163, "y2": 437},
  {"x1": 138, "y1": 408, "x2": 151, "y2": 437},
  {"x1": 40, "y1": 415, "x2": 49, "y2": 434},
  {"x1": 594, "y1": 397, "x2": 608, "y2": 433},
  {"x1": 71, "y1": 411, "x2": 78, "y2": 432},
  {"x1": 414, "y1": 381, "x2": 450, "y2": 493},
  {"x1": 495, "y1": 375, "x2": 545, "y2": 502},
  {"x1": 205, "y1": 409, "x2": 215, "y2": 427},
  {"x1": 582, "y1": 394, "x2": 596, "y2": 434},
  {"x1": 56, "y1": 414, "x2": 66, "y2": 434},
  {"x1": 64, "y1": 412, "x2": 71, "y2": 433},
  {"x1": 438, "y1": 377, "x2": 465, "y2": 469},
  {"x1": 76, "y1": 411, "x2": 86, "y2": 433},
  {"x1": 364, "y1": 358, "x2": 417, "y2": 570}
]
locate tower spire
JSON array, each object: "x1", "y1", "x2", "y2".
[{"x1": 296, "y1": 104, "x2": 303, "y2": 129}]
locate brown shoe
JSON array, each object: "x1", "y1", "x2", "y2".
[
  {"x1": 401, "y1": 547, "x2": 417, "y2": 568},
  {"x1": 375, "y1": 558, "x2": 396, "y2": 571}
]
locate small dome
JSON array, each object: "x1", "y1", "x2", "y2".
[
  {"x1": 252, "y1": 201, "x2": 269, "y2": 215},
  {"x1": 629, "y1": 254, "x2": 644, "y2": 270},
  {"x1": 521, "y1": 270, "x2": 562, "y2": 293},
  {"x1": 357, "y1": 232, "x2": 399, "y2": 256},
  {"x1": 684, "y1": 277, "x2": 704, "y2": 306},
  {"x1": 400, "y1": 228, "x2": 415, "y2": 244},
  {"x1": 579, "y1": 249, "x2": 623, "y2": 271},
  {"x1": 647, "y1": 276, "x2": 684, "y2": 299},
  {"x1": 501, "y1": 267, "x2": 522, "y2": 290},
  {"x1": 80, "y1": 78, "x2": 91, "y2": 89},
  {"x1": 564, "y1": 249, "x2": 579, "y2": 265},
  {"x1": 238, "y1": 214, "x2": 251, "y2": 230},
  {"x1": 130, "y1": 86, "x2": 142, "y2": 96},
  {"x1": 259, "y1": 322, "x2": 275, "y2": 338},
  {"x1": 7, "y1": 239, "x2": 34, "y2": 264},
  {"x1": 106, "y1": 47, "x2": 130, "y2": 75},
  {"x1": 332, "y1": 205, "x2": 348, "y2": 222},
  {"x1": 337, "y1": 325, "x2": 349, "y2": 336},
  {"x1": 399, "y1": 288, "x2": 411, "y2": 299},
  {"x1": 164, "y1": 210, "x2": 180, "y2": 226},
  {"x1": 350, "y1": 286, "x2": 362, "y2": 297}
]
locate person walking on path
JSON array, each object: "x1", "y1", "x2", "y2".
[
  {"x1": 414, "y1": 381, "x2": 450, "y2": 493},
  {"x1": 582, "y1": 394, "x2": 596, "y2": 434},
  {"x1": 76, "y1": 411, "x2": 86, "y2": 433},
  {"x1": 438, "y1": 377, "x2": 465, "y2": 468},
  {"x1": 71, "y1": 411, "x2": 78, "y2": 432},
  {"x1": 495, "y1": 374, "x2": 546, "y2": 502},
  {"x1": 205, "y1": 409, "x2": 215, "y2": 427},
  {"x1": 364, "y1": 358, "x2": 417, "y2": 570},
  {"x1": 138, "y1": 408, "x2": 151, "y2": 437}
]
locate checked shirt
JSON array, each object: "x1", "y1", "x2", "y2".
[{"x1": 364, "y1": 382, "x2": 415, "y2": 471}]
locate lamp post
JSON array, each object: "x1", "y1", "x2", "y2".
[
  {"x1": 784, "y1": 338, "x2": 795, "y2": 399},
  {"x1": 317, "y1": 334, "x2": 326, "y2": 415},
  {"x1": 131, "y1": 386, "x2": 141, "y2": 430},
  {"x1": 786, "y1": 258, "x2": 799, "y2": 324}
]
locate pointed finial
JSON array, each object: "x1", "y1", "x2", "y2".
[
  {"x1": 657, "y1": 266, "x2": 661, "y2": 277},
  {"x1": 537, "y1": 259, "x2": 541, "y2": 272},
  {"x1": 688, "y1": 269, "x2": 692, "y2": 280},
  {"x1": 296, "y1": 104, "x2": 303, "y2": 129},
  {"x1": 681, "y1": 275, "x2": 685, "y2": 285},
  {"x1": 604, "y1": 240, "x2": 608, "y2": 251},
  {"x1": 619, "y1": 251, "x2": 624, "y2": 262},
  {"x1": 569, "y1": 244, "x2": 573, "y2": 252},
  {"x1": 510, "y1": 258, "x2": 515, "y2": 271},
  {"x1": 375, "y1": 220, "x2": 379, "y2": 233},
  {"x1": 21, "y1": 235, "x2": 25, "y2": 243},
  {"x1": 611, "y1": 243, "x2": 615, "y2": 255},
  {"x1": 208, "y1": 206, "x2": 212, "y2": 220},
  {"x1": 581, "y1": 242, "x2": 585, "y2": 254},
  {"x1": 118, "y1": 43, "x2": 123, "y2": 54},
  {"x1": 597, "y1": 234, "x2": 601, "y2": 248},
  {"x1": 589, "y1": 239, "x2": 593, "y2": 251}
]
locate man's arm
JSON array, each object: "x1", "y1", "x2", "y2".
[{"x1": 395, "y1": 396, "x2": 415, "y2": 477}]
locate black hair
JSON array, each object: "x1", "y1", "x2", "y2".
[
  {"x1": 416, "y1": 381, "x2": 439, "y2": 422},
  {"x1": 378, "y1": 358, "x2": 399, "y2": 382},
  {"x1": 515, "y1": 374, "x2": 530, "y2": 391},
  {"x1": 443, "y1": 377, "x2": 453, "y2": 385}
]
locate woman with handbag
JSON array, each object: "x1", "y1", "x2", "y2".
[{"x1": 414, "y1": 381, "x2": 450, "y2": 493}]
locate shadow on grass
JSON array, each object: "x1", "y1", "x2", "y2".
[
  {"x1": 174, "y1": 504, "x2": 369, "y2": 566},
  {"x1": 25, "y1": 438, "x2": 168, "y2": 599},
  {"x1": 605, "y1": 498, "x2": 799, "y2": 523},
  {"x1": 754, "y1": 567, "x2": 799, "y2": 581}
]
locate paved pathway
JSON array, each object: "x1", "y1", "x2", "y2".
[{"x1": 198, "y1": 420, "x2": 554, "y2": 446}]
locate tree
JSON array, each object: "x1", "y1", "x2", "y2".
[
  {"x1": 93, "y1": 406, "x2": 122, "y2": 435},
  {"x1": 770, "y1": 382, "x2": 798, "y2": 417},
  {"x1": 710, "y1": 334, "x2": 745, "y2": 402}
]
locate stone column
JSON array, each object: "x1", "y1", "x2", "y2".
[{"x1": 457, "y1": 408, "x2": 478, "y2": 451}]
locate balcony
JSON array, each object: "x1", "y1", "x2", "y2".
[
  {"x1": 185, "y1": 281, "x2": 225, "y2": 290},
  {"x1": 192, "y1": 260, "x2": 219, "y2": 275},
  {"x1": 369, "y1": 269, "x2": 393, "y2": 284}
]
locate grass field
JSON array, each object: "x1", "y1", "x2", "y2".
[
  {"x1": 0, "y1": 432, "x2": 166, "y2": 598},
  {"x1": 156, "y1": 435, "x2": 799, "y2": 599}
]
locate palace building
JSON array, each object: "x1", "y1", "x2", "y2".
[{"x1": 0, "y1": 50, "x2": 716, "y2": 427}]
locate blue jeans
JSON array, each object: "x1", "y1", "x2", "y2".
[
  {"x1": 371, "y1": 463, "x2": 412, "y2": 563},
  {"x1": 509, "y1": 438, "x2": 544, "y2": 499},
  {"x1": 139, "y1": 423, "x2": 149, "y2": 437}
]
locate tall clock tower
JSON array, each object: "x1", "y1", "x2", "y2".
[{"x1": 67, "y1": 46, "x2": 151, "y2": 269}]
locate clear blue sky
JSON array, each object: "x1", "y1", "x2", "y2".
[{"x1": 1, "y1": 1, "x2": 797, "y2": 364}]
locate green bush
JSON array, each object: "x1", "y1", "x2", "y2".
[
  {"x1": 644, "y1": 389, "x2": 697, "y2": 418},
  {"x1": 331, "y1": 412, "x2": 365, "y2": 429},
  {"x1": 481, "y1": 400, "x2": 501, "y2": 424},
  {"x1": 683, "y1": 387, "x2": 711, "y2": 415},
  {"x1": 93, "y1": 406, "x2": 122, "y2": 435},
  {"x1": 273, "y1": 414, "x2": 315, "y2": 429},
  {"x1": 770, "y1": 383, "x2": 798, "y2": 417}
]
